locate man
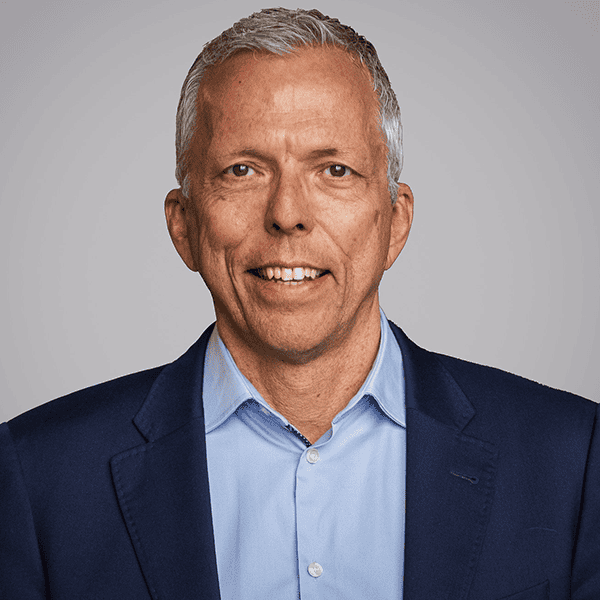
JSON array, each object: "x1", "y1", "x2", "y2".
[{"x1": 0, "y1": 7, "x2": 598, "y2": 600}]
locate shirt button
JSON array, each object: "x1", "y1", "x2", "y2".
[
  {"x1": 306, "y1": 448, "x2": 320, "y2": 464},
  {"x1": 308, "y1": 562, "x2": 323, "y2": 578}
]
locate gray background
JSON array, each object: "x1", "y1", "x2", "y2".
[{"x1": 1, "y1": 0, "x2": 598, "y2": 422}]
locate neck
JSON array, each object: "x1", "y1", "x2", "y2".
[{"x1": 218, "y1": 304, "x2": 382, "y2": 444}]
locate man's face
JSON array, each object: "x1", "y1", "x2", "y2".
[{"x1": 166, "y1": 46, "x2": 413, "y2": 361}]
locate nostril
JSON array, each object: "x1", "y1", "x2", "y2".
[{"x1": 270, "y1": 222, "x2": 305, "y2": 232}]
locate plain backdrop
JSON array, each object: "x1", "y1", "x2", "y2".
[{"x1": 1, "y1": 0, "x2": 598, "y2": 422}]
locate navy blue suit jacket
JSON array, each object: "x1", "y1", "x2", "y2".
[{"x1": 1, "y1": 322, "x2": 599, "y2": 599}]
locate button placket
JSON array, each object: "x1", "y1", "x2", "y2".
[{"x1": 296, "y1": 444, "x2": 327, "y2": 598}]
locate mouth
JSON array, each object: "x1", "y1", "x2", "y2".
[{"x1": 247, "y1": 266, "x2": 331, "y2": 285}]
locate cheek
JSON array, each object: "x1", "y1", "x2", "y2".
[
  {"x1": 196, "y1": 198, "x2": 253, "y2": 256},
  {"x1": 333, "y1": 207, "x2": 389, "y2": 263}
]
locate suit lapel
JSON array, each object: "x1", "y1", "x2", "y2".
[
  {"x1": 391, "y1": 323, "x2": 498, "y2": 600},
  {"x1": 110, "y1": 326, "x2": 221, "y2": 600}
]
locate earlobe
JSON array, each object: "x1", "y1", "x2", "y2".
[
  {"x1": 385, "y1": 183, "x2": 414, "y2": 270},
  {"x1": 164, "y1": 189, "x2": 198, "y2": 272}
]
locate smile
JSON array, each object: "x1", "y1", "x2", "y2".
[{"x1": 248, "y1": 266, "x2": 330, "y2": 284}]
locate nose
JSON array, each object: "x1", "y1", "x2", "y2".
[{"x1": 265, "y1": 170, "x2": 313, "y2": 235}]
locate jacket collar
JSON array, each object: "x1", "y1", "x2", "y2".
[
  {"x1": 389, "y1": 320, "x2": 476, "y2": 431},
  {"x1": 133, "y1": 319, "x2": 473, "y2": 442},
  {"x1": 132, "y1": 324, "x2": 214, "y2": 442}
]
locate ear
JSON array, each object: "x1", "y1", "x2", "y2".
[
  {"x1": 164, "y1": 189, "x2": 198, "y2": 272},
  {"x1": 385, "y1": 183, "x2": 414, "y2": 270}
]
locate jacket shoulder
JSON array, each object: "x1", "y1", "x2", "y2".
[
  {"x1": 431, "y1": 350, "x2": 598, "y2": 452},
  {"x1": 389, "y1": 321, "x2": 597, "y2": 446},
  {"x1": 5, "y1": 365, "x2": 167, "y2": 447},
  {"x1": 434, "y1": 350, "x2": 595, "y2": 412}
]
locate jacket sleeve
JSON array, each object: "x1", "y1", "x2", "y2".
[
  {"x1": 571, "y1": 401, "x2": 600, "y2": 599},
  {"x1": 0, "y1": 422, "x2": 47, "y2": 599}
]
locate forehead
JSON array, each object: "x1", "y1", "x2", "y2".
[
  {"x1": 201, "y1": 44, "x2": 374, "y2": 97},
  {"x1": 193, "y1": 46, "x2": 383, "y2": 156}
]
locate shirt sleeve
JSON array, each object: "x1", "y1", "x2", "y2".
[
  {"x1": 0, "y1": 422, "x2": 47, "y2": 599},
  {"x1": 571, "y1": 401, "x2": 600, "y2": 599}
]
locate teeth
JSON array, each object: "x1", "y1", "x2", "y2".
[{"x1": 256, "y1": 266, "x2": 324, "y2": 281}]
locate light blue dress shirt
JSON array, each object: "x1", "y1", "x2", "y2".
[{"x1": 203, "y1": 308, "x2": 406, "y2": 599}]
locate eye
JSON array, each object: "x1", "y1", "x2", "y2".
[
  {"x1": 325, "y1": 165, "x2": 351, "y2": 178},
  {"x1": 224, "y1": 164, "x2": 255, "y2": 177}
]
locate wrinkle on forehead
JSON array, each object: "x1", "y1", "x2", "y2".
[
  {"x1": 204, "y1": 45, "x2": 371, "y2": 93},
  {"x1": 191, "y1": 46, "x2": 386, "y2": 173},
  {"x1": 201, "y1": 46, "x2": 377, "y2": 120}
]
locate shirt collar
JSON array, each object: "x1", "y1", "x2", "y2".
[
  {"x1": 333, "y1": 308, "x2": 406, "y2": 428},
  {"x1": 203, "y1": 307, "x2": 405, "y2": 432}
]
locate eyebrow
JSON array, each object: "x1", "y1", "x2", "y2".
[
  {"x1": 217, "y1": 148, "x2": 266, "y2": 163},
  {"x1": 307, "y1": 148, "x2": 341, "y2": 159},
  {"x1": 231, "y1": 148, "x2": 342, "y2": 158},
  {"x1": 223, "y1": 146, "x2": 352, "y2": 165}
]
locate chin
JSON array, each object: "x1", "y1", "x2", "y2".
[{"x1": 245, "y1": 318, "x2": 344, "y2": 365}]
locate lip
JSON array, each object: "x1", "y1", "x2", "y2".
[
  {"x1": 252, "y1": 263, "x2": 326, "y2": 270},
  {"x1": 246, "y1": 263, "x2": 329, "y2": 273}
]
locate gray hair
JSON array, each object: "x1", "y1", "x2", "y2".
[{"x1": 175, "y1": 7, "x2": 403, "y2": 204}]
